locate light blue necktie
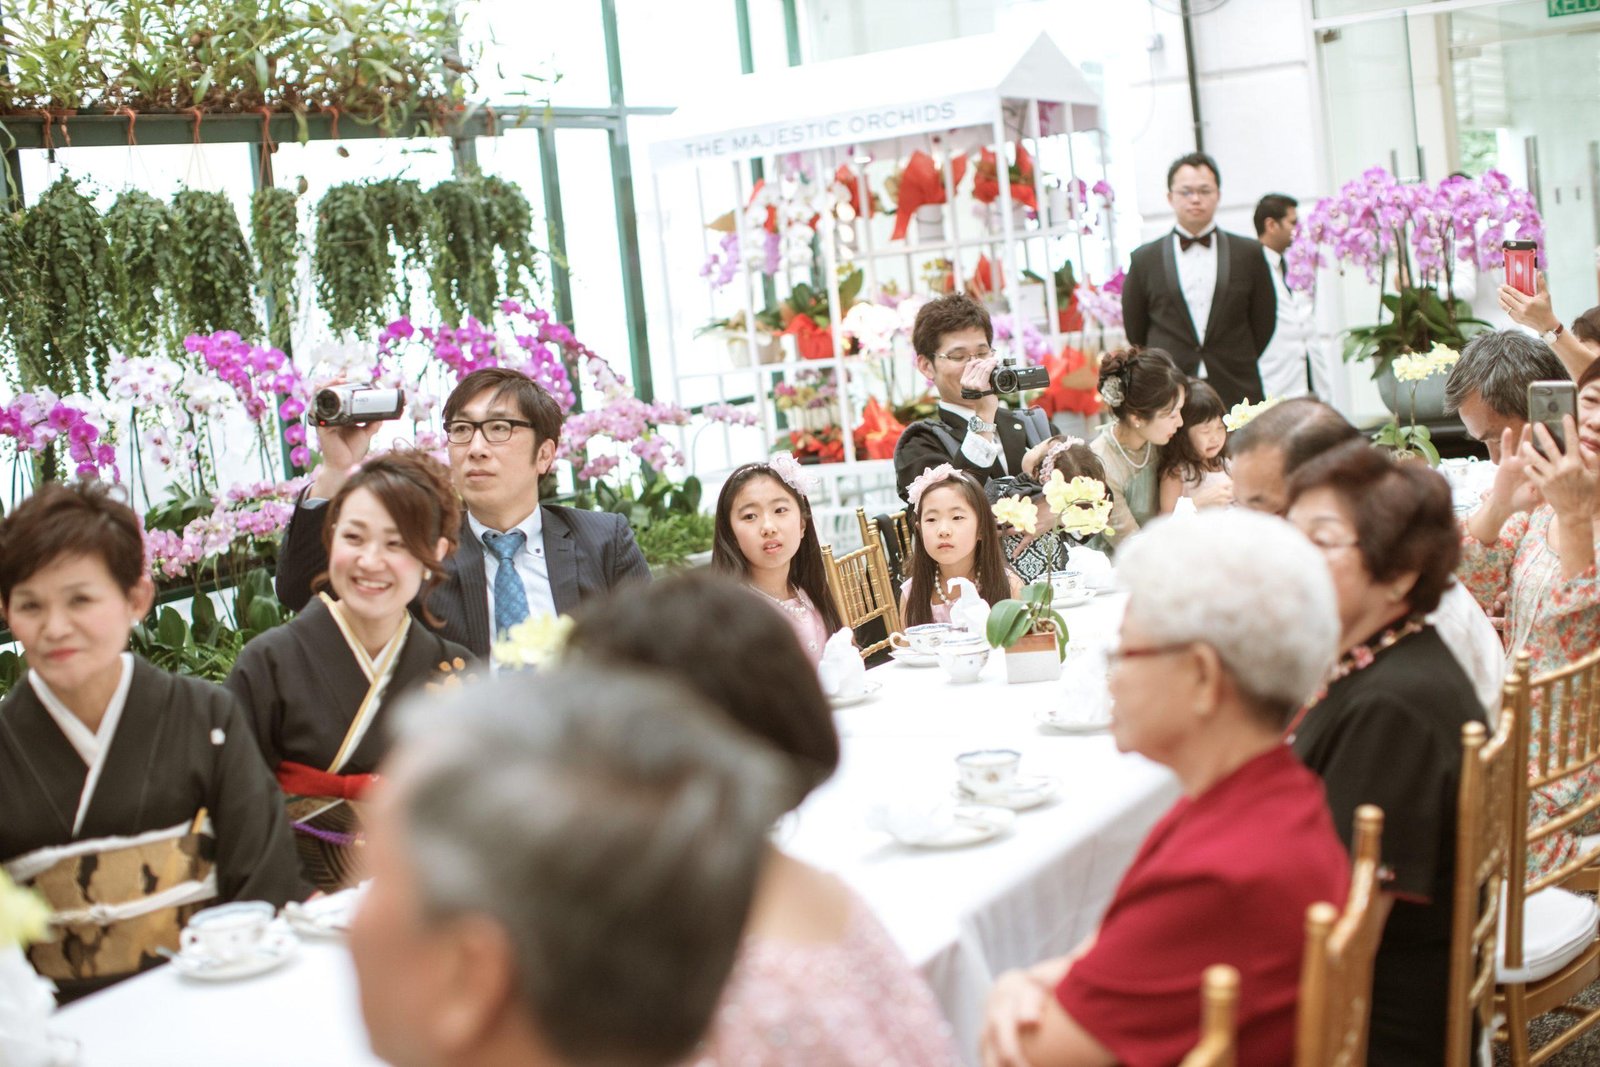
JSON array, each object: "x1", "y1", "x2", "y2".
[{"x1": 482, "y1": 531, "x2": 530, "y2": 636}]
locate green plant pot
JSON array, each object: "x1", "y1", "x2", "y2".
[{"x1": 1376, "y1": 364, "x2": 1449, "y2": 424}]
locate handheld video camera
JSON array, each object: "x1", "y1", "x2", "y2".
[
  {"x1": 313, "y1": 386, "x2": 407, "y2": 427},
  {"x1": 960, "y1": 355, "x2": 1051, "y2": 399}
]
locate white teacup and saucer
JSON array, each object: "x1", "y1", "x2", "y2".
[
  {"x1": 888, "y1": 623, "x2": 956, "y2": 667},
  {"x1": 171, "y1": 901, "x2": 298, "y2": 981},
  {"x1": 936, "y1": 636, "x2": 990, "y2": 683},
  {"x1": 953, "y1": 749, "x2": 1061, "y2": 811}
]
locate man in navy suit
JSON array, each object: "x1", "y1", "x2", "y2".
[
  {"x1": 1121, "y1": 152, "x2": 1277, "y2": 408},
  {"x1": 276, "y1": 368, "x2": 650, "y2": 656}
]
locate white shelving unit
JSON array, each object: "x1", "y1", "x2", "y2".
[{"x1": 647, "y1": 29, "x2": 1112, "y2": 537}]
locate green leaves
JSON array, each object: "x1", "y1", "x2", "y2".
[
  {"x1": 171, "y1": 190, "x2": 260, "y2": 340},
  {"x1": 985, "y1": 580, "x2": 1069, "y2": 658},
  {"x1": 17, "y1": 175, "x2": 113, "y2": 395},
  {"x1": 578, "y1": 471, "x2": 713, "y2": 570},
  {"x1": 119, "y1": 568, "x2": 293, "y2": 688},
  {"x1": 106, "y1": 190, "x2": 178, "y2": 356},
  {"x1": 1344, "y1": 285, "x2": 1488, "y2": 381},
  {"x1": 251, "y1": 187, "x2": 301, "y2": 352}
]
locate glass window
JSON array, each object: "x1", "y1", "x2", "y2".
[{"x1": 616, "y1": 0, "x2": 744, "y2": 105}]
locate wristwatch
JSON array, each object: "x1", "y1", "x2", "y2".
[
  {"x1": 967, "y1": 415, "x2": 997, "y2": 435},
  {"x1": 1542, "y1": 323, "x2": 1565, "y2": 345}
]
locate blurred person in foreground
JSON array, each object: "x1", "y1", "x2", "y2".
[
  {"x1": 348, "y1": 664, "x2": 787, "y2": 1067},
  {"x1": 981, "y1": 510, "x2": 1348, "y2": 1067},
  {"x1": 567, "y1": 571, "x2": 958, "y2": 1066},
  {"x1": 1230, "y1": 397, "x2": 1504, "y2": 713}
]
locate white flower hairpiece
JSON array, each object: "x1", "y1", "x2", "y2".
[
  {"x1": 907, "y1": 463, "x2": 959, "y2": 510},
  {"x1": 1099, "y1": 376, "x2": 1125, "y2": 409},
  {"x1": 1039, "y1": 437, "x2": 1085, "y2": 482},
  {"x1": 766, "y1": 451, "x2": 820, "y2": 497}
]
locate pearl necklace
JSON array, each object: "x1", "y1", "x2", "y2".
[
  {"x1": 1107, "y1": 425, "x2": 1153, "y2": 470},
  {"x1": 758, "y1": 585, "x2": 811, "y2": 619}
]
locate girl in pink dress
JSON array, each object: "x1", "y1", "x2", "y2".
[
  {"x1": 711, "y1": 453, "x2": 844, "y2": 663},
  {"x1": 900, "y1": 466, "x2": 1021, "y2": 626},
  {"x1": 567, "y1": 573, "x2": 958, "y2": 1067},
  {"x1": 1157, "y1": 378, "x2": 1234, "y2": 514}
]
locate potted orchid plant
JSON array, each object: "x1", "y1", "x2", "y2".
[
  {"x1": 987, "y1": 473, "x2": 1115, "y2": 683},
  {"x1": 1373, "y1": 344, "x2": 1460, "y2": 465}
]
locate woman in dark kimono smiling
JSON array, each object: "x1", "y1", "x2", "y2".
[
  {"x1": 227, "y1": 449, "x2": 473, "y2": 891},
  {"x1": 0, "y1": 482, "x2": 305, "y2": 1001}
]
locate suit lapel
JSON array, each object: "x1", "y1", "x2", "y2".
[
  {"x1": 1201, "y1": 230, "x2": 1232, "y2": 349},
  {"x1": 1159, "y1": 235, "x2": 1200, "y2": 347},
  {"x1": 996, "y1": 410, "x2": 1026, "y2": 470},
  {"x1": 542, "y1": 507, "x2": 580, "y2": 615},
  {"x1": 451, "y1": 518, "x2": 492, "y2": 654}
]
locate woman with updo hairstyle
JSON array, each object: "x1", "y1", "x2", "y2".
[
  {"x1": 227, "y1": 449, "x2": 475, "y2": 891},
  {"x1": 1088, "y1": 347, "x2": 1188, "y2": 541},
  {"x1": 0, "y1": 481, "x2": 304, "y2": 1000},
  {"x1": 1283, "y1": 440, "x2": 1482, "y2": 1063}
]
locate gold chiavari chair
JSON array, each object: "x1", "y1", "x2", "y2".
[
  {"x1": 1447, "y1": 702, "x2": 1516, "y2": 1067},
  {"x1": 1295, "y1": 805, "x2": 1391, "y2": 1067},
  {"x1": 821, "y1": 539, "x2": 902, "y2": 660},
  {"x1": 1496, "y1": 647, "x2": 1600, "y2": 1066},
  {"x1": 1179, "y1": 965, "x2": 1241, "y2": 1067},
  {"x1": 855, "y1": 507, "x2": 914, "y2": 585}
]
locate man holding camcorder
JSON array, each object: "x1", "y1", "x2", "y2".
[{"x1": 893, "y1": 293, "x2": 1053, "y2": 504}]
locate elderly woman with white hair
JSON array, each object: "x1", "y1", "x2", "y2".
[
  {"x1": 981, "y1": 510, "x2": 1350, "y2": 1067},
  {"x1": 1285, "y1": 441, "x2": 1488, "y2": 1066}
]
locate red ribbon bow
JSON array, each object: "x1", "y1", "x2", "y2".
[{"x1": 276, "y1": 761, "x2": 378, "y2": 801}]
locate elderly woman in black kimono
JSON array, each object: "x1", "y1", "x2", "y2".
[
  {"x1": 0, "y1": 481, "x2": 305, "y2": 1000},
  {"x1": 227, "y1": 449, "x2": 474, "y2": 891}
]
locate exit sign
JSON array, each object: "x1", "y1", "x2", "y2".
[{"x1": 1550, "y1": 0, "x2": 1600, "y2": 16}]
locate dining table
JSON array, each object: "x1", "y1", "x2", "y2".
[{"x1": 51, "y1": 589, "x2": 1181, "y2": 1066}]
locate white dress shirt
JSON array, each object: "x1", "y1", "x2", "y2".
[
  {"x1": 469, "y1": 507, "x2": 558, "y2": 623},
  {"x1": 1259, "y1": 246, "x2": 1326, "y2": 399},
  {"x1": 1173, "y1": 225, "x2": 1218, "y2": 345},
  {"x1": 32, "y1": 652, "x2": 136, "y2": 835},
  {"x1": 1427, "y1": 580, "x2": 1505, "y2": 718},
  {"x1": 938, "y1": 401, "x2": 1009, "y2": 473}
]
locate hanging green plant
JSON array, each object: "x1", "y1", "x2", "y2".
[
  {"x1": 105, "y1": 190, "x2": 177, "y2": 358},
  {"x1": 313, "y1": 182, "x2": 392, "y2": 337},
  {"x1": 0, "y1": 208, "x2": 44, "y2": 390},
  {"x1": 251, "y1": 186, "x2": 302, "y2": 352},
  {"x1": 170, "y1": 190, "x2": 260, "y2": 342},
  {"x1": 427, "y1": 176, "x2": 498, "y2": 325},
  {"x1": 20, "y1": 175, "x2": 113, "y2": 395},
  {"x1": 479, "y1": 174, "x2": 540, "y2": 303},
  {"x1": 367, "y1": 177, "x2": 434, "y2": 316}
]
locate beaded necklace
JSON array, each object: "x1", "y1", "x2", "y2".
[
  {"x1": 1283, "y1": 618, "x2": 1426, "y2": 744},
  {"x1": 1107, "y1": 424, "x2": 1153, "y2": 470}
]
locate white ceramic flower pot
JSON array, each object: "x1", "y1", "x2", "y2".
[
  {"x1": 1003, "y1": 631, "x2": 1063, "y2": 684},
  {"x1": 915, "y1": 204, "x2": 945, "y2": 242}
]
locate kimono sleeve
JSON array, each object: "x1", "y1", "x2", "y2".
[{"x1": 203, "y1": 689, "x2": 310, "y2": 905}]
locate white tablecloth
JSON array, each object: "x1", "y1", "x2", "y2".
[{"x1": 53, "y1": 592, "x2": 1179, "y2": 1066}]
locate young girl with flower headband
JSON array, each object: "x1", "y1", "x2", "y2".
[
  {"x1": 711, "y1": 453, "x2": 845, "y2": 663},
  {"x1": 901, "y1": 465, "x2": 1020, "y2": 626},
  {"x1": 1089, "y1": 347, "x2": 1188, "y2": 542},
  {"x1": 1158, "y1": 378, "x2": 1234, "y2": 514},
  {"x1": 1000, "y1": 436, "x2": 1114, "y2": 579}
]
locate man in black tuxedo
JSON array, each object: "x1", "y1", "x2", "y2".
[
  {"x1": 1122, "y1": 152, "x2": 1277, "y2": 408},
  {"x1": 275, "y1": 368, "x2": 650, "y2": 656},
  {"x1": 893, "y1": 293, "x2": 1051, "y2": 503}
]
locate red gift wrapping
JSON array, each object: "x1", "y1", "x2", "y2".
[
  {"x1": 835, "y1": 164, "x2": 873, "y2": 218},
  {"x1": 784, "y1": 314, "x2": 835, "y2": 360},
  {"x1": 853, "y1": 396, "x2": 906, "y2": 460},
  {"x1": 891, "y1": 151, "x2": 967, "y2": 241},
  {"x1": 1034, "y1": 339, "x2": 1102, "y2": 418},
  {"x1": 969, "y1": 254, "x2": 1004, "y2": 299}
]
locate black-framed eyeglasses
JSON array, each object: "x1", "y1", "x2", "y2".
[{"x1": 444, "y1": 418, "x2": 534, "y2": 445}]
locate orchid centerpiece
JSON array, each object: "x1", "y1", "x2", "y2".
[{"x1": 1373, "y1": 343, "x2": 1460, "y2": 465}]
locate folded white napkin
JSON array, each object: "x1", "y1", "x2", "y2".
[
  {"x1": 1057, "y1": 648, "x2": 1113, "y2": 725},
  {"x1": 817, "y1": 628, "x2": 865, "y2": 700},
  {"x1": 866, "y1": 799, "x2": 957, "y2": 845},
  {"x1": 943, "y1": 576, "x2": 992, "y2": 637}
]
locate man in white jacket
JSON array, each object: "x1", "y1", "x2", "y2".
[{"x1": 1254, "y1": 194, "x2": 1329, "y2": 400}]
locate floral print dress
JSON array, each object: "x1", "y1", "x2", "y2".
[{"x1": 1458, "y1": 505, "x2": 1600, "y2": 882}]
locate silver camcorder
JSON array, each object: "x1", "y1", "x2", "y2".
[
  {"x1": 313, "y1": 386, "x2": 407, "y2": 427},
  {"x1": 960, "y1": 355, "x2": 1051, "y2": 399}
]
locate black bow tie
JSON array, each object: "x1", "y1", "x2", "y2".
[{"x1": 1176, "y1": 229, "x2": 1213, "y2": 251}]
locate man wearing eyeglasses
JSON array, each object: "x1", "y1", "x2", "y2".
[
  {"x1": 893, "y1": 293, "x2": 1052, "y2": 503},
  {"x1": 275, "y1": 368, "x2": 650, "y2": 656},
  {"x1": 1121, "y1": 152, "x2": 1278, "y2": 409}
]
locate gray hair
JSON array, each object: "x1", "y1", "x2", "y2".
[
  {"x1": 1117, "y1": 510, "x2": 1339, "y2": 721},
  {"x1": 391, "y1": 666, "x2": 789, "y2": 1067},
  {"x1": 1444, "y1": 329, "x2": 1568, "y2": 418}
]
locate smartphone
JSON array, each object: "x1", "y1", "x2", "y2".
[
  {"x1": 1505, "y1": 239, "x2": 1538, "y2": 297},
  {"x1": 1528, "y1": 380, "x2": 1576, "y2": 455}
]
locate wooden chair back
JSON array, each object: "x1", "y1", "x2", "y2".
[
  {"x1": 1180, "y1": 964, "x2": 1241, "y2": 1067},
  {"x1": 821, "y1": 539, "x2": 902, "y2": 660},
  {"x1": 857, "y1": 507, "x2": 913, "y2": 585},
  {"x1": 1295, "y1": 805, "x2": 1392, "y2": 1067},
  {"x1": 1446, "y1": 698, "x2": 1517, "y2": 1066}
]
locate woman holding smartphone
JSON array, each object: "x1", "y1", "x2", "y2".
[{"x1": 1458, "y1": 357, "x2": 1600, "y2": 881}]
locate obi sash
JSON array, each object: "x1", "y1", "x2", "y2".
[{"x1": 3, "y1": 812, "x2": 216, "y2": 985}]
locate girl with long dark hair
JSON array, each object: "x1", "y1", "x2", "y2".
[
  {"x1": 900, "y1": 466, "x2": 1019, "y2": 626},
  {"x1": 1157, "y1": 377, "x2": 1234, "y2": 513}
]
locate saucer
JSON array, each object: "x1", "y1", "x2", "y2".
[
  {"x1": 955, "y1": 775, "x2": 1061, "y2": 811},
  {"x1": 1056, "y1": 591, "x2": 1093, "y2": 608},
  {"x1": 889, "y1": 805, "x2": 1015, "y2": 849},
  {"x1": 830, "y1": 679, "x2": 882, "y2": 709},
  {"x1": 1035, "y1": 707, "x2": 1112, "y2": 735},
  {"x1": 889, "y1": 648, "x2": 939, "y2": 668},
  {"x1": 283, "y1": 892, "x2": 358, "y2": 939},
  {"x1": 171, "y1": 924, "x2": 298, "y2": 981}
]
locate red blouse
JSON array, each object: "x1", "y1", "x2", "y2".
[{"x1": 1056, "y1": 746, "x2": 1349, "y2": 1067}]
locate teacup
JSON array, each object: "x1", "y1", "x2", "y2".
[
  {"x1": 180, "y1": 901, "x2": 276, "y2": 963},
  {"x1": 937, "y1": 636, "x2": 990, "y2": 683},
  {"x1": 956, "y1": 749, "x2": 1022, "y2": 799},
  {"x1": 890, "y1": 623, "x2": 956, "y2": 655},
  {"x1": 1049, "y1": 570, "x2": 1087, "y2": 603}
]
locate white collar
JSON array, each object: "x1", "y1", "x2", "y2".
[
  {"x1": 1263, "y1": 246, "x2": 1283, "y2": 265},
  {"x1": 1175, "y1": 223, "x2": 1218, "y2": 240},
  {"x1": 30, "y1": 653, "x2": 136, "y2": 836},
  {"x1": 468, "y1": 505, "x2": 543, "y2": 548}
]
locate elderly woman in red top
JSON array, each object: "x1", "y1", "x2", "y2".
[{"x1": 982, "y1": 509, "x2": 1350, "y2": 1067}]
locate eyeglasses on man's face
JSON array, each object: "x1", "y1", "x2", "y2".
[
  {"x1": 444, "y1": 418, "x2": 534, "y2": 445},
  {"x1": 1171, "y1": 186, "x2": 1218, "y2": 200},
  {"x1": 935, "y1": 346, "x2": 994, "y2": 365}
]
